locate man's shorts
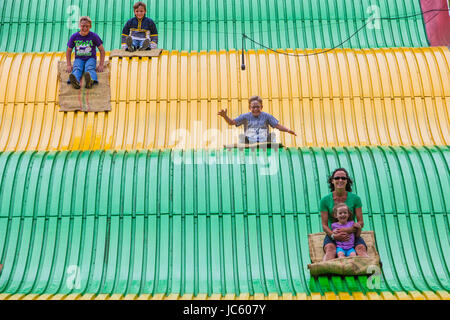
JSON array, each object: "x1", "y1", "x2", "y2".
[
  {"x1": 336, "y1": 247, "x2": 356, "y2": 257},
  {"x1": 323, "y1": 234, "x2": 367, "y2": 250}
]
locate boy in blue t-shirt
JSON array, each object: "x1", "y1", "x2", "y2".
[
  {"x1": 218, "y1": 96, "x2": 297, "y2": 144},
  {"x1": 66, "y1": 16, "x2": 105, "y2": 89},
  {"x1": 121, "y1": 1, "x2": 158, "y2": 52}
]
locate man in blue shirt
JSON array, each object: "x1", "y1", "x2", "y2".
[{"x1": 218, "y1": 95, "x2": 296, "y2": 144}]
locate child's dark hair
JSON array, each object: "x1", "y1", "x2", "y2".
[
  {"x1": 328, "y1": 167, "x2": 353, "y2": 191},
  {"x1": 133, "y1": 1, "x2": 147, "y2": 11},
  {"x1": 332, "y1": 203, "x2": 352, "y2": 221}
]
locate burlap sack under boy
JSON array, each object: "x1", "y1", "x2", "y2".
[
  {"x1": 307, "y1": 231, "x2": 382, "y2": 276},
  {"x1": 58, "y1": 61, "x2": 111, "y2": 112},
  {"x1": 109, "y1": 48, "x2": 162, "y2": 58}
]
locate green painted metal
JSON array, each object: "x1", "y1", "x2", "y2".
[
  {"x1": 0, "y1": 146, "x2": 448, "y2": 296},
  {"x1": 0, "y1": 0, "x2": 429, "y2": 52}
]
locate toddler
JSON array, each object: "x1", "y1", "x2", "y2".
[{"x1": 331, "y1": 203, "x2": 362, "y2": 258}]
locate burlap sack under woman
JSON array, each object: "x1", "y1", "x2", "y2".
[{"x1": 308, "y1": 231, "x2": 382, "y2": 276}]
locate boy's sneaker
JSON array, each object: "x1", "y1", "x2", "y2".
[
  {"x1": 84, "y1": 72, "x2": 94, "y2": 89},
  {"x1": 126, "y1": 36, "x2": 135, "y2": 52},
  {"x1": 139, "y1": 38, "x2": 150, "y2": 51},
  {"x1": 69, "y1": 73, "x2": 80, "y2": 89}
]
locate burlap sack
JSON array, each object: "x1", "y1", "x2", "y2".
[
  {"x1": 308, "y1": 256, "x2": 381, "y2": 276},
  {"x1": 224, "y1": 142, "x2": 284, "y2": 149},
  {"x1": 307, "y1": 231, "x2": 382, "y2": 276},
  {"x1": 109, "y1": 49, "x2": 162, "y2": 58},
  {"x1": 58, "y1": 61, "x2": 111, "y2": 112}
]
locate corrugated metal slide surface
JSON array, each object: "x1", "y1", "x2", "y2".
[
  {"x1": 0, "y1": 147, "x2": 448, "y2": 298},
  {"x1": 0, "y1": 0, "x2": 429, "y2": 52},
  {"x1": 1, "y1": 47, "x2": 449, "y2": 151}
]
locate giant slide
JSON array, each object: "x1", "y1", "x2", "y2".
[{"x1": 0, "y1": 0, "x2": 448, "y2": 300}]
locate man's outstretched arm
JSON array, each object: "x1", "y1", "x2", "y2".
[
  {"x1": 218, "y1": 109, "x2": 236, "y2": 126},
  {"x1": 275, "y1": 123, "x2": 296, "y2": 136}
]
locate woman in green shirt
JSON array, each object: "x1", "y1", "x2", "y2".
[{"x1": 319, "y1": 168, "x2": 369, "y2": 261}]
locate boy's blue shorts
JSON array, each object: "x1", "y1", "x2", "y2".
[
  {"x1": 323, "y1": 235, "x2": 367, "y2": 249},
  {"x1": 336, "y1": 247, "x2": 356, "y2": 257}
]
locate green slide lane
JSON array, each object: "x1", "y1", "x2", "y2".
[
  {"x1": 0, "y1": 0, "x2": 429, "y2": 52},
  {"x1": 0, "y1": 147, "x2": 448, "y2": 296}
]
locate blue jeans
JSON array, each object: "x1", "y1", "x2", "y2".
[
  {"x1": 129, "y1": 39, "x2": 151, "y2": 50},
  {"x1": 323, "y1": 234, "x2": 367, "y2": 249},
  {"x1": 133, "y1": 39, "x2": 144, "y2": 48},
  {"x1": 68, "y1": 57, "x2": 98, "y2": 83}
]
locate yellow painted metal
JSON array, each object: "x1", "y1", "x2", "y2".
[
  {"x1": 296, "y1": 293, "x2": 308, "y2": 300},
  {"x1": 78, "y1": 293, "x2": 95, "y2": 300},
  {"x1": 253, "y1": 293, "x2": 266, "y2": 300},
  {"x1": 123, "y1": 294, "x2": 138, "y2": 300},
  {"x1": 395, "y1": 292, "x2": 412, "y2": 300},
  {"x1": 380, "y1": 292, "x2": 397, "y2": 300},
  {"x1": 0, "y1": 291, "x2": 448, "y2": 300},
  {"x1": 366, "y1": 292, "x2": 381, "y2": 300},
  {"x1": 310, "y1": 293, "x2": 323, "y2": 300},
  {"x1": 408, "y1": 291, "x2": 426, "y2": 300},
  {"x1": 237, "y1": 293, "x2": 250, "y2": 300},
  {"x1": 66, "y1": 293, "x2": 82, "y2": 300},
  {"x1": 436, "y1": 291, "x2": 450, "y2": 300},
  {"x1": 338, "y1": 292, "x2": 353, "y2": 300},
  {"x1": 268, "y1": 293, "x2": 279, "y2": 300},
  {"x1": 166, "y1": 293, "x2": 180, "y2": 300},
  {"x1": 194, "y1": 293, "x2": 209, "y2": 300},
  {"x1": 0, "y1": 47, "x2": 448, "y2": 151},
  {"x1": 324, "y1": 292, "x2": 337, "y2": 300},
  {"x1": 282, "y1": 293, "x2": 294, "y2": 300},
  {"x1": 352, "y1": 292, "x2": 368, "y2": 300},
  {"x1": 422, "y1": 291, "x2": 440, "y2": 300}
]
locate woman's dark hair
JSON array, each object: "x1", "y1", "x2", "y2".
[{"x1": 328, "y1": 168, "x2": 353, "y2": 192}]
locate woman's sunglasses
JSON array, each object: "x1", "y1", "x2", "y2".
[{"x1": 333, "y1": 176, "x2": 348, "y2": 181}]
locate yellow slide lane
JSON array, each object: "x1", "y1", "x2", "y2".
[{"x1": 0, "y1": 47, "x2": 448, "y2": 151}]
